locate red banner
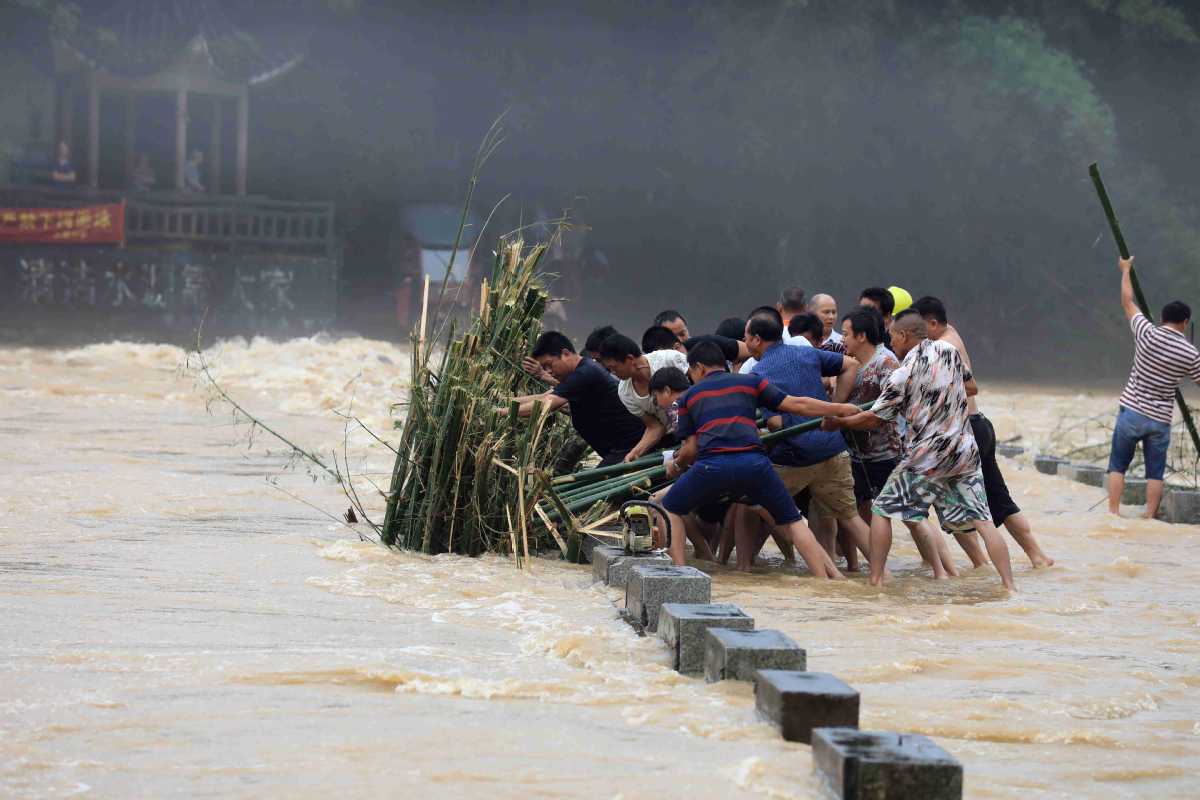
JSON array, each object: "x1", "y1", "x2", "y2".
[{"x1": 0, "y1": 202, "x2": 125, "y2": 245}]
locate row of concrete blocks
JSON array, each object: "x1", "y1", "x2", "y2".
[
  {"x1": 591, "y1": 546, "x2": 963, "y2": 798},
  {"x1": 1033, "y1": 454, "x2": 1200, "y2": 523}
]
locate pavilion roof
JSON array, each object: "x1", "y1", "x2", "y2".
[{"x1": 58, "y1": 0, "x2": 305, "y2": 86}]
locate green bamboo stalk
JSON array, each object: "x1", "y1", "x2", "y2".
[{"x1": 1089, "y1": 162, "x2": 1200, "y2": 454}]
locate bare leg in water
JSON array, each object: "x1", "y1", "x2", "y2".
[
  {"x1": 953, "y1": 530, "x2": 989, "y2": 568},
  {"x1": 1000, "y1": 512, "x2": 1054, "y2": 568}
]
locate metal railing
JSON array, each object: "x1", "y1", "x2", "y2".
[{"x1": 0, "y1": 186, "x2": 335, "y2": 254}]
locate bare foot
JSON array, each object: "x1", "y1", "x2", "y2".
[{"x1": 1029, "y1": 552, "x2": 1055, "y2": 568}]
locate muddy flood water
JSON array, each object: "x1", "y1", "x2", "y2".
[{"x1": 1, "y1": 337, "x2": 1197, "y2": 798}]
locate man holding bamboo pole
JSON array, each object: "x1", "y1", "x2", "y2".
[{"x1": 1107, "y1": 256, "x2": 1200, "y2": 518}]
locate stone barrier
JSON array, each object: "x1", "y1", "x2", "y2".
[
  {"x1": 754, "y1": 670, "x2": 859, "y2": 744},
  {"x1": 995, "y1": 443, "x2": 1025, "y2": 458},
  {"x1": 1119, "y1": 477, "x2": 1147, "y2": 506},
  {"x1": 704, "y1": 628, "x2": 806, "y2": 683},
  {"x1": 1033, "y1": 454, "x2": 1068, "y2": 475},
  {"x1": 625, "y1": 564, "x2": 711, "y2": 632},
  {"x1": 591, "y1": 545, "x2": 670, "y2": 587},
  {"x1": 659, "y1": 603, "x2": 754, "y2": 675},
  {"x1": 1163, "y1": 487, "x2": 1200, "y2": 524},
  {"x1": 812, "y1": 728, "x2": 963, "y2": 800},
  {"x1": 1061, "y1": 462, "x2": 1106, "y2": 487}
]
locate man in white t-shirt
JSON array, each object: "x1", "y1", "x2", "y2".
[{"x1": 598, "y1": 333, "x2": 689, "y2": 462}]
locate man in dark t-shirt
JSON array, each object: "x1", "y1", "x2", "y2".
[{"x1": 499, "y1": 331, "x2": 644, "y2": 464}]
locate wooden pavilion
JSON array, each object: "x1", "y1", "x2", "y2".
[{"x1": 51, "y1": 0, "x2": 304, "y2": 194}]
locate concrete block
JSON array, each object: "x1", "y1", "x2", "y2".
[
  {"x1": 625, "y1": 565, "x2": 711, "y2": 632},
  {"x1": 1034, "y1": 455, "x2": 1068, "y2": 475},
  {"x1": 703, "y1": 628, "x2": 806, "y2": 683},
  {"x1": 1120, "y1": 477, "x2": 1147, "y2": 506},
  {"x1": 580, "y1": 531, "x2": 616, "y2": 563},
  {"x1": 1062, "y1": 463, "x2": 1106, "y2": 487},
  {"x1": 1164, "y1": 488, "x2": 1200, "y2": 524},
  {"x1": 995, "y1": 443, "x2": 1025, "y2": 458},
  {"x1": 658, "y1": 603, "x2": 754, "y2": 675},
  {"x1": 591, "y1": 546, "x2": 669, "y2": 587},
  {"x1": 754, "y1": 670, "x2": 859, "y2": 744},
  {"x1": 812, "y1": 728, "x2": 963, "y2": 800}
]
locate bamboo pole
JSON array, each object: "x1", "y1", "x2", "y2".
[
  {"x1": 1089, "y1": 162, "x2": 1200, "y2": 453},
  {"x1": 418, "y1": 274, "x2": 431, "y2": 356}
]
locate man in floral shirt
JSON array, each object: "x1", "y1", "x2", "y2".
[{"x1": 825, "y1": 310, "x2": 1015, "y2": 590}]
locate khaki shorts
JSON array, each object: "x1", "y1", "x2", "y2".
[{"x1": 772, "y1": 452, "x2": 858, "y2": 520}]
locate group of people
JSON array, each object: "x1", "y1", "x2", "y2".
[
  {"x1": 49, "y1": 140, "x2": 205, "y2": 192},
  {"x1": 508, "y1": 284, "x2": 1075, "y2": 593}
]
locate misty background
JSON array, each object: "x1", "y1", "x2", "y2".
[{"x1": 2, "y1": 0, "x2": 1199, "y2": 381}]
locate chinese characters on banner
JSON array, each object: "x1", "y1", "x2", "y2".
[{"x1": 0, "y1": 202, "x2": 125, "y2": 245}]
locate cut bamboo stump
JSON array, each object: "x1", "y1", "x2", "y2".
[
  {"x1": 658, "y1": 603, "x2": 754, "y2": 675},
  {"x1": 812, "y1": 728, "x2": 963, "y2": 800},
  {"x1": 704, "y1": 628, "x2": 806, "y2": 683},
  {"x1": 755, "y1": 670, "x2": 859, "y2": 744}
]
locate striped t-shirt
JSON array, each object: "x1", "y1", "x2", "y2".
[
  {"x1": 675, "y1": 371, "x2": 786, "y2": 457},
  {"x1": 1119, "y1": 313, "x2": 1200, "y2": 424}
]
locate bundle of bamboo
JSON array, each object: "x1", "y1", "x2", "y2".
[{"x1": 380, "y1": 237, "x2": 584, "y2": 561}]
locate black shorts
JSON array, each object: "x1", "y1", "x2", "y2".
[
  {"x1": 852, "y1": 458, "x2": 898, "y2": 502},
  {"x1": 970, "y1": 413, "x2": 1021, "y2": 525}
]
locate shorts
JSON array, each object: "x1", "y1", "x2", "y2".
[
  {"x1": 852, "y1": 458, "x2": 899, "y2": 503},
  {"x1": 771, "y1": 452, "x2": 859, "y2": 519},
  {"x1": 1108, "y1": 405, "x2": 1171, "y2": 481},
  {"x1": 872, "y1": 468, "x2": 992, "y2": 533},
  {"x1": 662, "y1": 451, "x2": 801, "y2": 525},
  {"x1": 970, "y1": 414, "x2": 1022, "y2": 525}
]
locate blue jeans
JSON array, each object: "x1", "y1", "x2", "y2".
[
  {"x1": 1108, "y1": 406, "x2": 1171, "y2": 481},
  {"x1": 661, "y1": 451, "x2": 802, "y2": 525}
]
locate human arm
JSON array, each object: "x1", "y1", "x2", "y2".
[
  {"x1": 832, "y1": 356, "x2": 859, "y2": 403},
  {"x1": 495, "y1": 392, "x2": 567, "y2": 418},
  {"x1": 1119, "y1": 257, "x2": 1139, "y2": 322},
  {"x1": 667, "y1": 435, "x2": 699, "y2": 476},
  {"x1": 824, "y1": 409, "x2": 884, "y2": 431},
  {"x1": 964, "y1": 374, "x2": 978, "y2": 397},
  {"x1": 625, "y1": 415, "x2": 664, "y2": 462},
  {"x1": 776, "y1": 395, "x2": 859, "y2": 419},
  {"x1": 521, "y1": 356, "x2": 557, "y2": 386}
]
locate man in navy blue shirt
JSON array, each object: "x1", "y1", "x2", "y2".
[
  {"x1": 734, "y1": 307, "x2": 876, "y2": 568},
  {"x1": 660, "y1": 340, "x2": 856, "y2": 577}
]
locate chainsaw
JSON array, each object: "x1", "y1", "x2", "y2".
[{"x1": 618, "y1": 500, "x2": 671, "y2": 554}]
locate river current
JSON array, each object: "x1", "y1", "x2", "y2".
[{"x1": 1, "y1": 337, "x2": 1197, "y2": 798}]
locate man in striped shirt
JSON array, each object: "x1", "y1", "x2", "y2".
[
  {"x1": 1107, "y1": 256, "x2": 1200, "y2": 517},
  {"x1": 660, "y1": 340, "x2": 859, "y2": 576}
]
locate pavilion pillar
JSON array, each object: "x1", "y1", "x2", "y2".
[
  {"x1": 86, "y1": 75, "x2": 100, "y2": 189},
  {"x1": 209, "y1": 97, "x2": 223, "y2": 194},
  {"x1": 124, "y1": 94, "x2": 137, "y2": 185},
  {"x1": 235, "y1": 90, "x2": 248, "y2": 196},
  {"x1": 58, "y1": 81, "x2": 74, "y2": 154},
  {"x1": 174, "y1": 89, "x2": 188, "y2": 190}
]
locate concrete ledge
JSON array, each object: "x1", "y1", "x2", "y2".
[
  {"x1": 812, "y1": 728, "x2": 963, "y2": 800},
  {"x1": 625, "y1": 564, "x2": 711, "y2": 632},
  {"x1": 1061, "y1": 462, "x2": 1106, "y2": 487},
  {"x1": 704, "y1": 628, "x2": 805, "y2": 683},
  {"x1": 1163, "y1": 487, "x2": 1200, "y2": 524},
  {"x1": 995, "y1": 443, "x2": 1025, "y2": 458},
  {"x1": 1034, "y1": 455, "x2": 1068, "y2": 475},
  {"x1": 754, "y1": 670, "x2": 858, "y2": 744},
  {"x1": 591, "y1": 545, "x2": 670, "y2": 587},
  {"x1": 659, "y1": 603, "x2": 754, "y2": 675},
  {"x1": 1120, "y1": 477, "x2": 1147, "y2": 506}
]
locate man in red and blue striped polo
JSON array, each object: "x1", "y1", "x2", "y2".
[
  {"x1": 1107, "y1": 256, "x2": 1200, "y2": 518},
  {"x1": 660, "y1": 340, "x2": 858, "y2": 578}
]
